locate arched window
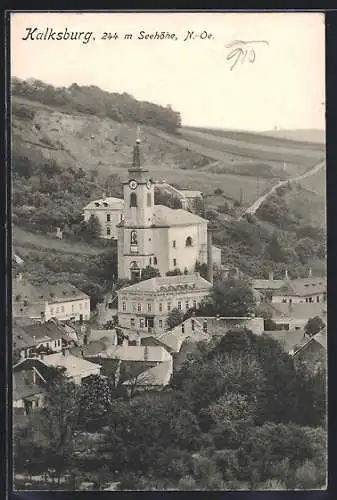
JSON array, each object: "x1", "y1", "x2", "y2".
[
  {"x1": 106, "y1": 227, "x2": 111, "y2": 236},
  {"x1": 130, "y1": 230, "x2": 138, "y2": 245},
  {"x1": 147, "y1": 192, "x2": 152, "y2": 207},
  {"x1": 186, "y1": 236, "x2": 193, "y2": 247},
  {"x1": 130, "y1": 261, "x2": 140, "y2": 281},
  {"x1": 130, "y1": 193, "x2": 137, "y2": 207},
  {"x1": 153, "y1": 256, "x2": 158, "y2": 265}
]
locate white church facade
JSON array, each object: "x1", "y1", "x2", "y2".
[{"x1": 117, "y1": 139, "x2": 212, "y2": 280}]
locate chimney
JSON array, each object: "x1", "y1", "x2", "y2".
[
  {"x1": 33, "y1": 335, "x2": 36, "y2": 344},
  {"x1": 285, "y1": 268, "x2": 289, "y2": 280},
  {"x1": 308, "y1": 267, "x2": 312, "y2": 277},
  {"x1": 207, "y1": 229, "x2": 213, "y2": 285},
  {"x1": 102, "y1": 192, "x2": 106, "y2": 201},
  {"x1": 269, "y1": 271, "x2": 274, "y2": 281}
]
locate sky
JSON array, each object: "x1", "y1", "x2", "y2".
[{"x1": 10, "y1": 12, "x2": 325, "y2": 131}]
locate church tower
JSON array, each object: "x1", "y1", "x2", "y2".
[{"x1": 117, "y1": 132, "x2": 155, "y2": 280}]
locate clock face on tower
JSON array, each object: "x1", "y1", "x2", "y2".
[
  {"x1": 129, "y1": 179, "x2": 138, "y2": 190},
  {"x1": 146, "y1": 180, "x2": 151, "y2": 189}
]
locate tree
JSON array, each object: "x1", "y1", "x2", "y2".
[
  {"x1": 195, "y1": 261, "x2": 209, "y2": 280},
  {"x1": 304, "y1": 316, "x2": 325, "y2": 337},
  {"x1": 166, "y1": 268, "x2": 182, "y2": 276},
  {"x1": 141, "y1": 265, "x2": 160, "y2": 280},
  {"x1": 167, "y1": 308, "x2": 184, "y2": 329},
  {"x1": 266, "y1": 235, "x2": 287, "y2": 262},
  {"x1": 79, "y1": 374, "x2": 116, "y2": 431},
  {"x1": 198, "y1": 278, "x2": 256, "y2": 317},
  {"x1": 83, "y1": 214, "x2": 101, "y2": 241}
]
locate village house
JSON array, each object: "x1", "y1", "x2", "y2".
[
  {"x1": 83, "y1": 194, "x2": 124, "y2": 240},
  {"x1": 13, "y1": 320, "x2": 74, "y2": 361},
  {"x1": 291, "y1": 327, "x2": 327, "y2": 373},
  {"x1": 117, "y1": 139, "x2": 216, "y2": 280},
  {"x1": 179, "y1": 189, "x2": 203, "y2": 211},
  {"x1": 262, "y1": 301, "x2": 327, "y2": 331},
  {"x1": 117, "y1": 273, "x2": 212, "y2": 335},
  {"x1": 13, "y1": 278, "x2": 91, "y2": 322},
  {"x1": 271, "y1": 277, "x2": 326, "y2": 304},
  {"x1": 13, "y1": 352, "x2": 101, "y2": 415}
]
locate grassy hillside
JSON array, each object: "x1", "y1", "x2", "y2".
[{"x1": 12, "y1": 78, "x2": 326, "y2": 283}]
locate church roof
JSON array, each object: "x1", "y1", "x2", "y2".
[
  {"x1": 83, "y1": 197, "x2": 124, "y2": 211},
  {"x1": 118, "y1": 273, "x2": 212, "y2": 294},
  {"x1": 153, "y1": 205, "x2": 207, "y2": 227}
]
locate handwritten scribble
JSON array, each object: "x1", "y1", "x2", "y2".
[{"x1": 225, "y1": 40, "x2": 269, "y2": 71}]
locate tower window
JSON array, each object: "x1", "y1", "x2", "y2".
[
  {"x1": 147, "y1": 193, "x2": 152, "y2": 207},
  {"x1": 106, "y1": 214, "x2": 111, "y2": 222},
  {"x1": 186, "y1": 236, "x2": 193, "y2": 247},
  {"x1": 172, "y1": 240, "x2": 176, "y2": 248},
  {"x1": 122, "y1": 302, "x2": 126, "y2": 312},
  {"x1": 173, "y1": 258, "x2": 177, "y2": 267},
  {"x1": 107, "y1": 227, "x2": 111, "y2": 236},
  {"x1": 153, "y1": 256, "x2": 158, "y2": 265},
  {"x1": 130, "y1": 231, "x2": 138, "y2": 245},
  {"x1": 130, "y1": 193, "x2": 137, "y2": 207}
]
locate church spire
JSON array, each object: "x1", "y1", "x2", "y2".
[{"x1": 132, "y1": 126, "x2": 141, "y2": 169}]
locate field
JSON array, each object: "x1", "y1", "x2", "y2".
[{"x1": 13, "y1": 225, "x2": 100, "y2": 256}]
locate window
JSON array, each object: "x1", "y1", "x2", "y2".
[
  {"x1": 54, "y1": 340, "x2": 58, "y2": 347},
  {"x1": 149, "y1": 257, "x2": 152, "y2": 265},
  {"x1": 159, "y1": 320, "x2": 163, "y2": 328},
  {"x1": 173, "y1": 258, "x2": 177, "y2": 267},
  {"x1": 191, "y1": 319, "x2": 195, "y2": 331},
  {"x1": 130, "y1": 193, "x2": 137, "y2": 207},
  {"x1": 185, "y1": 301, "x2": 189, "y2": 310},
  {"x1": 181, "y1": 324, "x2": 185, "y2": 333},
  {"x1": 122, "y1": 302, "x2": 126, "y2": 312},
  {"x1": 193, "y1": 300, "x2": 197, "y2": 309},
  {"x1": 120, "y1": 214, "x2": 123, "y2": 221},
  {"x1": 147, "y1": 303, "x2": 152, "y2": 312},
  {"x1": 153, "y1": 256, "x2": 158, "y2": 265},
  {"x1": 167, "y1": 302, "x2": 171, "y2": 312},
  {"x1": 172, "y1": 240, "x2": 176, "y2": 248},
  {"x1": 107, "y1": 213, "x2": 111, "y2": 222},
  {"x1": 159, "y1": 303, "x2": 163, "y2": 312},
  {"x1": 317, "y1": 296, "x2": 320, "y2": 302},
  {"x1": 61, "y1": 305, "x2": 64, "y2": 313},
  {"x1": 72, "y1": 304, "x2": 75, "y2": 312},
  {"x1": 58, "y1": 339, "x2": 62, "y2": 347},
  {"x1": 186, "y1": 236, "x2": 193, "y2": 247},
  {"x1": 147, "y1": 193, "x2": 152, "y2": 206},
  {"x1": 130, "y1": 318, "x2": 135, "y2": 327},
  {"x1": 140, "y1": 319, "x2": 144, "y2": 328},
  {"x1": 178, "y1": 301, "x2": 182, "y2": 310},
  {"x1": 56, "y1": 306, "x2": 60, "y2": 314},
  {"x1": 107, "y1": 227, "x2": 111, "y2": 236},
  {"x1": 137, "y1": 303, "x2": 142, "y2": 312},
  {"x1": 130, "y1": 231, "x2": 138, "y2": 245}
]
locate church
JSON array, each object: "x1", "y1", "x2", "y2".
[{"x1": 117, "y1": 138, "x2": 213, "y2": 280}]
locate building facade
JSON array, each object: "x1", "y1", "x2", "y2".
[
  {"x1": 117, "y1": 273, "x2": 212, "y2": 335},
  {"x1": 83, "y1": 195, "x2": 124, "y2": 239},
  {"x1": 271, "y1": 277, "x2": 326, "y2": 305},
  {"x1": 117, "y1": 140, "x2": 210, "y2": 280}
]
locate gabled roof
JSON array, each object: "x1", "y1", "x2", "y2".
[
  {"x1": 117, "y1": 273, "x2": 212, "y2": 295},
  {"x1": 13, "y1": 280, "x2": 89, "y2": 304},
  {"x1": 251, "y1": 279, "x2": 285, "y2": 291},
  {"x1": 13, "y1": 370, "x2": 46, "y2": 401},
  {"x1": 83, "y1": 197, "x2": 124, "y2": 211},
  {"x1": 275, "y1": 278, "x2": 326, "y2": 297},
  {"x1": 123, "y1": 359, "x2": 172, "y2": 387},
  {"x1": 42, "y1": 352, "x2": 101, "y2": 377},
  {"x1": 153, "y1": 205, "x2": 207, "y2": 227},
  {"x1": 270, "y1": 302, "x2": 327, "y2": 321}
]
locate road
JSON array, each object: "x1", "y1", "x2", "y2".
[{"x1": 240, "y1": 160, "x2": 325, "y2": 218}]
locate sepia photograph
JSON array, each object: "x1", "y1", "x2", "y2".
[{"x1": 10, "y1": 11, "x2": 326, "y2": 491}]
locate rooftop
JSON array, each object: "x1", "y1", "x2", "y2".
[
  {"x1": 13, "y1": 370, "x2": 46, "y2": 401},
  {"x1": 123, "y1": 359, "x2": 173, "y2": 387},
  {"x1": 42, "y1": 352, "x2": 101, "y2": 378},
  {"x1": 153, "y1": 205, "x2": 207, "y2": 227},
  {"x1": 276, "y1": 278, "x2": 326, "y2": 297},
  {"x1": 269, "y1": 302, "x2": 327, "y2": 321},
  {"x1": 117, "y1": 273, "x2": 212, "y2": 294},
  {"x1": 13, "y1": 280, "x2": 89, "y2": 304},
  {"x1": 179, "y1": 190, "x2": 203, "y2": 198},
  {"x1": 251, "y1": 279, "x2": 285, "y2": 291},
  {"x1": 83, "y1": 197, "x2": 124, "y2": 211},
  {"x1": 263, "y1": 329, "x2": 306, "y2": 353}
]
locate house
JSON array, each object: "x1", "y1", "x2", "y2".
[
  {"x1": 13, "y1": 320, "x2": 74, "y2": 361},
  {"x1": 13, "y1": 364, "x2": 47, "y2": 416},
  {"x1": 83, "y1": 194, "x2": 124, "y2": 240},
  {"x1": 117, "y1": 273, "x2": 212, "y2": 335},
  {"x1": 263, "y1": 329, "x2": 307, "y2": 354},
  {"x1": 13, "y1": 278, "x2": 90, "y2": 322},
  {"x1": 262, "y1": 301, "x2": 327, "y2": 330},
  {"x1": 197, "y1": 316, "x2": 265, "y2": 336},
  {"x1": 154, "y1": 316, "x2": 211, "y2": 353},
  {"x1": 291, "y1": 328, "x2": 327, "y2": 373},
  {"x1": 122, "y1": 358, "x2": 173, "y2": 392},
  {"x1": 179, "y1": 189, "x2": 203, "y2": 211},
  {"x1": 117, "y1": 139, "x2": 212, "y2": 279},
  {"x1": 271, "y1": 277, "x2": 326, "y2": 304}
]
